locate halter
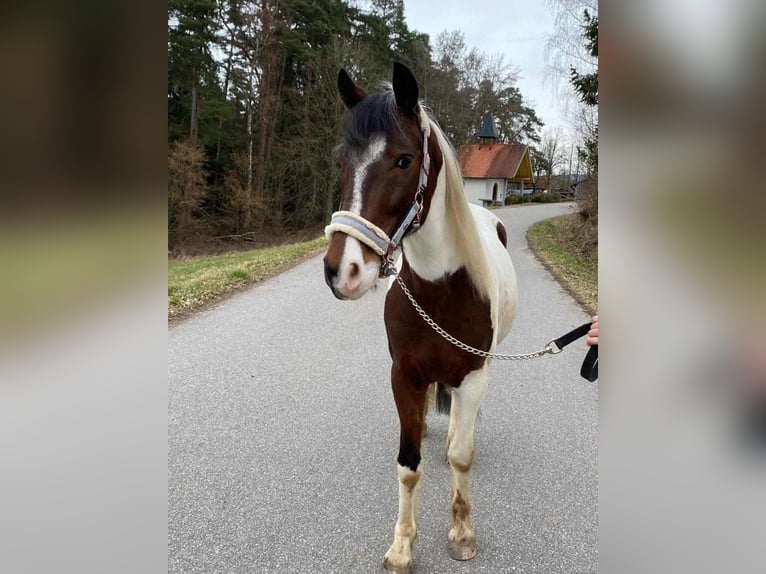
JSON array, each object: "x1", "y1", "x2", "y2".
[{"x1": 325, "y1": 128, "x2": 431, "y2": 278}]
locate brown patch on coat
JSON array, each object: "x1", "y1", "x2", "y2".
[
  {"x1": 385, "y1": 264, "x2": 492, "y2": 389},
  {"x1": 386, "y1": 260, "x2": 491, "y2": 473},
  {"x1": 391, "y1": 359, "x2": 429, "y2": 471},
  {"x1": 496, "y1": 221, "x2": 508, "y2": 248},
  {"x1": 401, "y1": 471, "x2": 420, "y2": 492},
  {"x1": 352, "y1": 126, "x2": 442, "y2": 239},
  {"x1": 452, "y1": 490, "x2": 471, "y2": 522}
]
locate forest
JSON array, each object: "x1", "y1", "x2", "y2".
[{"x1": 168, "y1": 0, "x2": 550, "y2": 253}]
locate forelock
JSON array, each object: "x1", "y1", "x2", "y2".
[{"x1": 342, "y1": 91, "x2": 399, "y2": 152}]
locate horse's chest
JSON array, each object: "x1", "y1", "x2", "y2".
[{"x1": 384, "y1": 268, "x2": 492, "y2": 387}]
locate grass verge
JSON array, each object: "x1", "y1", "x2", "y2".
[
  {"x1": 169, "y1": 236, "x2": 327, "y2": 321},
  {"x1": 527, "y1": 214, "x2": 598, "y2": 315}
]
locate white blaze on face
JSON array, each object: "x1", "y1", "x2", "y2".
[
  {"x1": 334, "y1": 135, "x2": 387, "y2": 299},
  {"x1": 349, "y1": 135, "x2": 386, "y2": 214}
]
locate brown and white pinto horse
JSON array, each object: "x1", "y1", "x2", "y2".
[{"x1": 323, "y1": 63, "x2": 517, "y2": 573}]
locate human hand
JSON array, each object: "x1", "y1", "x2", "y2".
[{"x1": 586, "y1": 315, "x2": 598, "y2": 346}]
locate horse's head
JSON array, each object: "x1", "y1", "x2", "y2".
[{"x1": 323, "y1": 62, "x2": 441, "y2": 300}]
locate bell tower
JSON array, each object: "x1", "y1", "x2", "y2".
[{"x1": 478, "y1": 113, "x2": 499, "y2": 146}]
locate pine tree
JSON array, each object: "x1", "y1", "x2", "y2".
[
  {"x1": 569, "y1": 9, "x2": 598, "y2": 173},
  {"x1": 167, "y1": 0, "x2": 550, "y2": 249},
  {"x1": 168, "y1": 0, "x2": 220, "y2": 143}
]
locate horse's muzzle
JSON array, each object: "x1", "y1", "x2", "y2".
[
  {"x1": 323, "y1": 257, "x2": 336, "y2": 288},
  {"x1": 323, "y1": 257, "x2": 348, "y2": 300}
]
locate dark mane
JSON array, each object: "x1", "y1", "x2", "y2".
[{"x1": 341, "y1": 90, "x2": 400, "y2": 152}]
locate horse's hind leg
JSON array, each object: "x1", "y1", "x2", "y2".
[
  {"x1": 383, "y1": 363, "x2": 428, "y2": 574},
  {"x1": 447, "y1": 366, "x2": 488, "y2": 561}
]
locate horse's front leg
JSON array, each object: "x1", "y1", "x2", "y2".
[
  {"x1": 383, "y1": 363, "x2": 428, "y2": 574},
  {"x1": 447, "y1": 366, "x2": 488, "y2": 561}
]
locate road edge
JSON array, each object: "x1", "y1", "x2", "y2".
[
  {"x1": 526, "y1": 216, "x2": 597, "y2": 317},
  {"x1": 168, "y1": 246, "x2": 326, "y2": 326}
]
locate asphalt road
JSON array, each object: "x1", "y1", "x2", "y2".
[{"x1": 169, "y1": 203, "x2": 597, "y2": 574}]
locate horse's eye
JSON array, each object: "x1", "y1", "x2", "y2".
[{"x1": 395, "y1": 155, "x2": 413, "y2": 169}]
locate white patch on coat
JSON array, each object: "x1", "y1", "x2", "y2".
[
  {"x1": 468, "y1": 204, "x2": 518, "y2": 345},
  {"x1": 383, "y1": 462, "x2": 423, "y2": 572},
  {"x1": 401, "y1": 165, "x2": 463, "y2": 281},
  {"x1": 349, "y1": 135, "x2": 386, "y2": 214},
  {"x1": 446, "y1": 366, "x2": 487, "y2": 551},
  {"x1": 448, "y1": 366, "x2": 488, "y2": 468},
  {"x1": 401, "y1": 120, "x2": 517, "y2": 349}
]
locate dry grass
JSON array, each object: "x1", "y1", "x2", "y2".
[
  {"x1": 527, "y1": 214, "x2": 598, "y2": 315},
  {"x1": 168, "y1": 236, "x2": 327, "y2": 321}
]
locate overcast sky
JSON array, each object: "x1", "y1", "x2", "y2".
[{"x1": 402, "y1": 0, "x2": 566, "y2": 134}]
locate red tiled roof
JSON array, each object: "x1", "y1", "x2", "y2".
[{"x1": 457, "y1": 143, "x2": 528, "y2": 179}]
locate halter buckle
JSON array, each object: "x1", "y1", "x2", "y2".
[
  {"x1": 379, "y1": 256, "x2": 397, "y2": 278},
  {"x1": 413, "y1": 189, "x2": 424, "y2": 226}
]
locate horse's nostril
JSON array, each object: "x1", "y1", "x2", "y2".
[
  {"x1": 349, "y1": 263, "x2": 359, "y2": 279},
  {"x1": 324, "y1": 258, "x2": 337, "y2": 288}
]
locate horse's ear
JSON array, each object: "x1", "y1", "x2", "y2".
[
  {"x1": 338, "y1": 68, "x2": 366, "y2": 109},
  {"x1": 392, "y1": 62, "x2": 419, "y2": 113}
]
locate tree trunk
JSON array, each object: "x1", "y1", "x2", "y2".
[
  {"x1": 215, "y1": 33, "x2": 235, "y2": 168},
  {"x1": 190, "y1": 83, "x2": 198, "y2": 141},
  {"x1": 245, "y1": 62, "x2": 254, "y2": 229},
  {"x1": 254, "y1": 0, "x2": 279, "y2": 205},
  {"x1": 254, "y1": 87, "x2": 276, "y2": 204}
]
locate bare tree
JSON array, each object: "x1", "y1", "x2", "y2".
[
  {"x1": 545, "y1": 0, "x2": 598, "y2": 171},
  {"x1": 540, "y1": 127, "x2": 566, "y2": 188},
  {"x1": 169, "y1": 139, "x2": 208, "y2": 246},
  {"x1": 545, "y1": 0, "x2": 597, "y2": 108}
]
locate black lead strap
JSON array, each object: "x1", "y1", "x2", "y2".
[
  {"x1": 550, "y1": 322, "x2": 598, "y2": 382},
  {"x1": 580, "y1": 346, "x2": 598, "y2": 382}
]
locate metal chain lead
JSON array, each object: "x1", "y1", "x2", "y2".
[{"x1": 395, "y1": 275, "x2": 558, "y2": 361}]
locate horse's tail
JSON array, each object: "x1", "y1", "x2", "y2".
[{"x1": 434, "y1": 382, "x2": 451, "y2": 415}]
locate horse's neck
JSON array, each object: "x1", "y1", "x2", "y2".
[
  {"x1": 402, "y1": 124, "x2": 494, "y2": 299},
  {"x1": 401, "y1": 167, "x2": 466, "y2": 282}
]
